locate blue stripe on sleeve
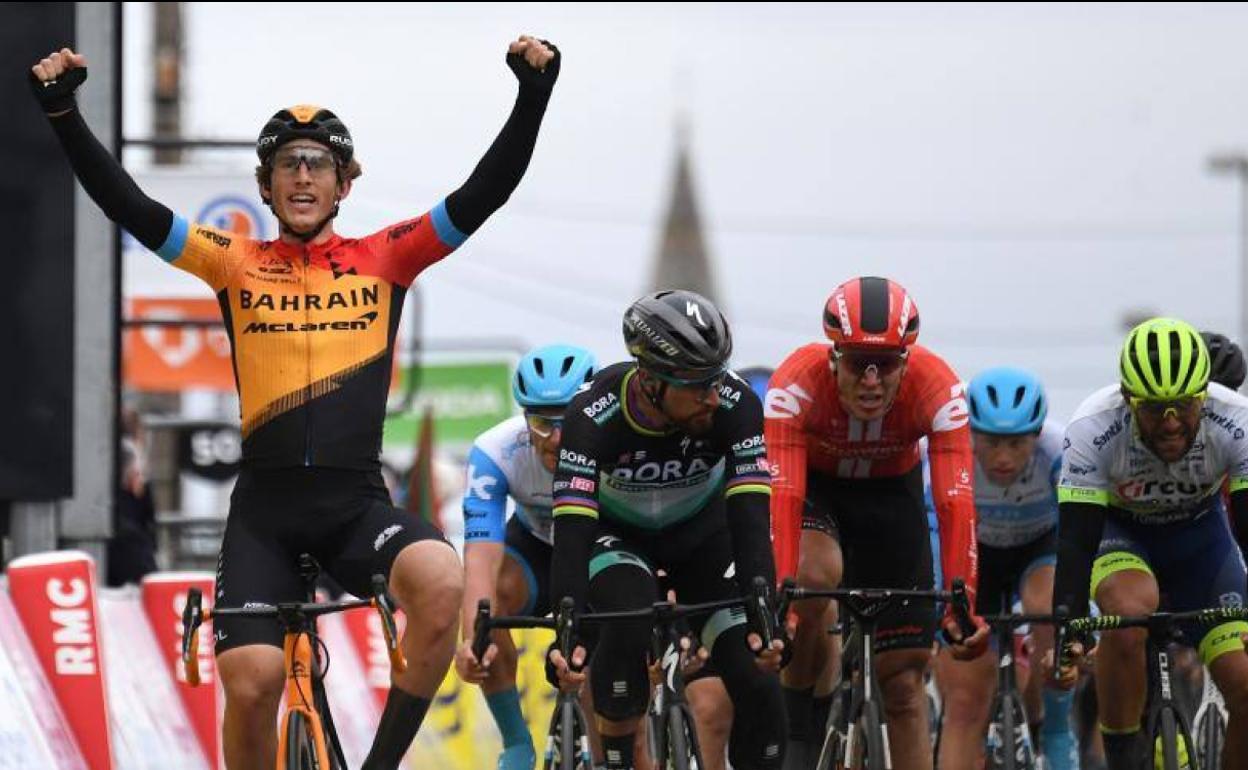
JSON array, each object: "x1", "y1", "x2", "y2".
[
  {"x1": 463, "y1": 446, "x2": 509, "y2": 543},
  {"x1": 155, "y1": 214, "x2": 190, "y2": 263},
  {"x1": 430, "y1": 199, "x2": 468, "y2": 249}
]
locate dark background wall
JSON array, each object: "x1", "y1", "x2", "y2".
[{"x1": 0, "y1": 3, "x2": 77, "y2": 499}]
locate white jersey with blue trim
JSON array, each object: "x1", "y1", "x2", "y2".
[
  {"x1": 973, "y1": 420, "x2": 1064, "y2": 547},
  {"x1": 922, "y1": 419, "x2": 1063, "y2": 549},
  {"x1": 462, "y1": 415, "x2": 555, "y2": 545}
]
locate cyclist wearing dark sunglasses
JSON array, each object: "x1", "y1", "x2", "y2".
[
  {"x1": 31, "y1": 36, "x2": 560, "y2": 770},
  {"x1": 548, "y1": 290, "x2": 787, "y2": 770},
  {"x1": 454, "y1": 344, "x2": 595, "y2": 770},
  {"x1": 766, "y1": 275, "x2": 987, "y2": 770},
  {"x1": 1054, "y1": 317, "x2": 1248, "y2": 770}
]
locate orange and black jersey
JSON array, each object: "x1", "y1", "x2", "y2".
[
  {"x1": 45, "y1": 75, "x2": 555, "y2": 469},
  {"x1": 154, "y1": 208, "x2": 462, "y2": 468}
]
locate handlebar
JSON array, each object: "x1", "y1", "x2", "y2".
[{"x1": 180, "y1": 574, "x2": 406, "y2": 685}]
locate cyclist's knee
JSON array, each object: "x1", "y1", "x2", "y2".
[
  {"x1": 496, "y1": 557, "x2": 531, "y2": 615},
  {"x1": 1209, "y1": 647, "x2": 1248, "y2": 714},
  {"x1": 688, "y1": 678, "x2": 732, "y2": 739},
  {"x1": 1093, "y1": 567, "x2": 1158, "y2": 616},
  {"x1": 219, "y1": 646, "x2": 284, "y2": 714},
  {"x1": 878, "y1": 655, "x2": 927, "y2": 718},
  {"x1": 391, "y1": 541, "x2": 462, "y2": 629}
]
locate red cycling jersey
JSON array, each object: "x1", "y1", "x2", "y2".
[{"x1": 765, "y1": 343, "x2": 978, "y2": 602}]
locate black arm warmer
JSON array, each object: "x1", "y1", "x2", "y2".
[
  {"x1": 1230, "y1": 490, "x2": 1248, "y2": 594},
  {"x1": 726, "y1": 494, "x2": 778, "y2": 594},
  {"x1": 443, "y1": 85, "x2": 549, "y2": 236},
  {"x1": 48, "y1": 109, "x2": 173, "y2": 250},
  {"x1": 549, "y1": 514, "x2": 598, "y2": 613},
  {"x1": 1052, "y1": 501, "x2": 1108, "y2": 617}
]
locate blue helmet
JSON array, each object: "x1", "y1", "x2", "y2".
[
  {"x1": 736, "y1": 366, "x2": 775, "y2": 402},
  {"x1": 513, "y1": 344, "x2": 596, "y2": 409},
  {"x1": 967, "y1": 366, "x2": 1047, "y2": 435}
]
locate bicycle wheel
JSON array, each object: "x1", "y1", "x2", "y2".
[
  {"x1": 1197, "y1": 710, "x2": 1224, "y2": 770},
  {"x1": 285, "y1": 711, "x2": 319, "y2": 770},
  {"x1": 667, "y1": 704, "x2": 705, "y2": 770},
  {"x1": 815, "y1": 687, "x2": 848, "y2": 770},
  {"x1": 1156, "y1": 708, "x2": 1186, "y2": 770},
  {"x1": 859, "y1": 702, "x2": 888, "y2": 770},
  {"x1": 560, "y1": 700, "x2": 577, "y2": 769}
]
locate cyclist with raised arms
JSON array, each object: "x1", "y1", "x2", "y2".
[
  {"x1": 933, "y1": 367, "x2": 1078, "y2": 770},
  {"x1": 547, "y1": 290, "x2": 787, "y2": 770},
  {"x1": 1054, "y1": 318, "x2": 1248, "y2": 770},
  {"x1": 766, "y1": 275, "x2": 988, "y2": 770},
  {"x1": 454, "y1": 344, "x2": 595, "y2": 770},
  {"x1": 30, "y1": 38, "x2": 559, "y2": 770}
]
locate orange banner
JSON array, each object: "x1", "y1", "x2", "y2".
[{"x1": 124, "y1": 298, "x2": 233, "y2": 392}]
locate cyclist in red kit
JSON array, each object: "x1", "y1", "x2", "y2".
[{"x1": 767, "y1": 276, "x2": 987, "y2": 770}]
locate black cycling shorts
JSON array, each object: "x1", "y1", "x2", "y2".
[
  {"x1": 801, "y1": 465, "x2": 936, "y2": 653},
  {"x1": 213, "y1": 466, "x2": 450, "y2": 654},
  {"x1": 976, "y1": 528, "x2": 1058, "y2": 616},
  {"x1": 503, "y1": 515, "x2": 552, "y2": 617}
]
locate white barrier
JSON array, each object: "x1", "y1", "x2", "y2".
[
  {"x1": 98, "y1": 588, "x2": 209, "y2": 769},
  {"x1": 0, "y1": 588, "x2": 89, "y2": 769}
]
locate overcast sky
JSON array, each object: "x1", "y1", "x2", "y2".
[{"x1": 119, "y1": 3, "x2": 1248, "y2": 418}]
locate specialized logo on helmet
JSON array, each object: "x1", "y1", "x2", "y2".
[
  {"x1": 897, "y1": 293, "x2": 914, "y2": 340},
  {"x1": 835, "y1": 293, "x2": 853, "y2": 337},
  {"x1": 686, "y1": 301, "x2": 706, "y2": 328},
  {"x1": 197, "y1": 196, "x2": 269, "y2": 240},
  {"x1": 627, "y1": 311, "x2": 680, "y2": 357}
]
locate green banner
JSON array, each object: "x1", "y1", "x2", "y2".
[{"x1": 384, "y1": 359, "x2": 515, "y2": 448}]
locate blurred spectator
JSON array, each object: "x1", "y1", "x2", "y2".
[{"x1": 106, "y1": 409, "x2": 157, "y2": 586}]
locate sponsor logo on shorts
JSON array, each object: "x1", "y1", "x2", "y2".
[{"x1": 374, "y1": 524, "x2": 403, "y2": 552}]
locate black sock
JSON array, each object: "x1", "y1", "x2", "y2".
[
  {"x1": 783, "y1": 686, "x2": 815, "y2": 741},
  {"x1": 1101, "y1": 728, "x2": 1143, "y2": 770},
  {"x1": 361, "y1": 687, "x2": 431, "y2": 770},
  {"x1": 812, "y1": 693, "x2": 834, "y2": 738},
  {"x1": 602, "y1": 733, "x2": 635, "y2": 770}
]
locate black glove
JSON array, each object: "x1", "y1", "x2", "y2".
[
  {"x1": 29, "y1": 66, "x2": 87, "y2": 114},
  {"x1": 506, "y1": 41, "x2": 560, "y2": 96}
]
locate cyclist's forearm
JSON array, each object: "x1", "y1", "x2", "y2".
[
  {"x1": 1052, "y1": 501, "x2": 1107, "y2": 616},
  {"x1": 550, "y1": 513, "x2": 597, "y2": 612},
  {"x1": 726, "y1": 494, "x2": 777, "y2": 590},
  {"x1": 1230, "y1": 489, "x2": 1248, "y2": 587},
  {"x1": 443, "y1": 83, "x2": 550, "y2": 236},
  {"x1": 461, "y1": 541, "x2": 505, "y2": 640},
  {"x1": 47, "y1": 109, "x2": 173, "y2": 250}
]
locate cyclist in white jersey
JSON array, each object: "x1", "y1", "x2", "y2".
[
  {"x1": 1054, "y1": 318, "x2": 1248, "y2": 770},
  {"x1": 455, "y1": 344, "x2": 595, "y2": 770},
  {"x1": 932, "y1": 367, "x2": 1078, "y2": 770}
]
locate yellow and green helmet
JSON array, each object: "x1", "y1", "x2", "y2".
[{"x1": 1119, "y1": 317, "x2": 1211, "y2": 400}]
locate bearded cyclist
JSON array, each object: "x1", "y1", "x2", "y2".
[
  {"x1": 932, "y1": 367, "x2": 1078, "y2": 770},
  {"x1": 454, "y1": 344, "x2": 595, "y2": 770},
  {"x1": 31, "y1": 38, "x2": 559, "y2": 770},
  {"x1": 1054, "y1": 318, "x2": 1248, "y2": 770},
  {"x1": 766, "y1": 275, "x2": 988, "y2": 770},
  {"x1": 547, "y1": 290, "x2": 787, "y2": 770}
]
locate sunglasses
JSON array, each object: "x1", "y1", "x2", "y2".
[
  {"x1": 1128, "y1": 392, "x2": 1206, "y2": 421},
  {"x1": 833, "y1": 348, "x2": 908, "y2": 379},
  {"x1": 650, "y1": 369, "x2": 726, "y2": 402},
  {"x1": 272, "y1": 146, "x2": 338, "y2": 177},
  {"x1": 525, "y1": 412, "x2": 565, "y2": 438}
]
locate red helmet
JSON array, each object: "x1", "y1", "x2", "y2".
[{"x1": 823, "y1": 276, "x2": 920, "y2": 350}]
